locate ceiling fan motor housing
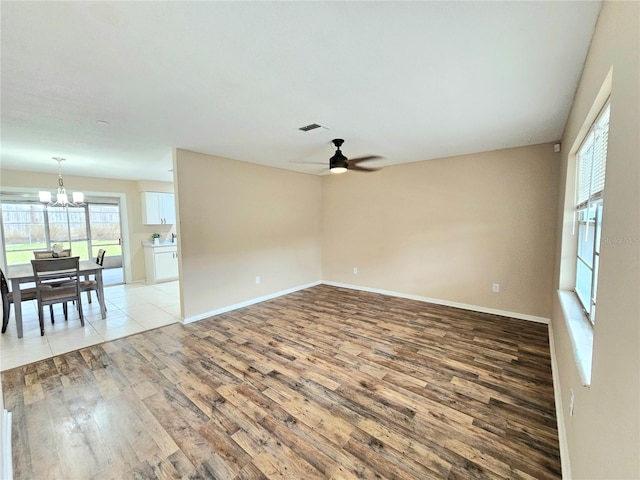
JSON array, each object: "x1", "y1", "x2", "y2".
[{"x1": 330, "y1": 139, "x2": 348, "y2": 170}]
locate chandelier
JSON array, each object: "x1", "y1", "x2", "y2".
[{"x1": 38, "y1": 157, "x2": 85, "y2": 207}]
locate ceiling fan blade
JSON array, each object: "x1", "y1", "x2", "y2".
[
  {"x1": 349, "y1": 165, "x2": 380, "y2": 172},
  {"x1": 348, "y1": 155, "x2": 382, "y2": 166}
]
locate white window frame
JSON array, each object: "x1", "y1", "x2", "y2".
[{"x1": 574, "y1": 101, "x2": 610, "y2": 325}]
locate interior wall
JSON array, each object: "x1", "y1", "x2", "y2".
[
  {"x1": 174, "y1": 149, "x2": 322, "y2": 320},
  {"x1": 551, "y1": 1, "x2": 640, "y2": 478},
  {"x1": 0, "y1": 168, "x2": 174, "y2": 282},
  {"x1": 322, "y1": 143, "x2": 560, "y2": 319}
]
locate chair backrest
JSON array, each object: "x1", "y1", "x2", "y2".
[
  {"x1": 33, "y1": 249, "x2": 72, "y2": 259},
  {"x1": 0, "y1": 268, "x2": 9, "y2": 321},
  {"x1": 0, "y1": 268, "x2": 9, "y2": 307},
  {"x1": 96, "y1": 249, "x2": 106, "y2": 266},
  {"x1": 31, "y1": 257, "x2": 80, "y2": 285}
]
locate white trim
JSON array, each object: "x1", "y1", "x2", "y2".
[
  {"x1": 181, "y1": 279, "x2": 550, "y2": 325},
  {"x1": 557, "y1": 290, "x2": 593, "y2": 386},
  {"x1": 548, "y1": 322, "x2": 572, "y2": 479},
  {"x1": 322, "y1": 281, "x2": 550, "y2": 324},
  {"x1": 1, "y1": 377, "x2": 12, "y2": 480},
  {"x1": 114, "y1": 193, "x2": 133, "y2": 285},
  {"x1": 182, "y1": 280, "x2": 322, "y2": 324}
]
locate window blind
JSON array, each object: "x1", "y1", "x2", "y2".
[{"x1": 576, "y1": 105, "x2": 610, "y2": 208}]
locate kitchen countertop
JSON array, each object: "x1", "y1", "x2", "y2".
[{"x1": 142, "y1": 240, "x2": 178, "y2": 248}]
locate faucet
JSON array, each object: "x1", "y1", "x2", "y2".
[{"x1": 171, "y1": 233, "x2": 177, "y2": 243}]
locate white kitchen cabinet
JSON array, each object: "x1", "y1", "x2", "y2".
[
  {"x1": 141, "y1": 192, "x2": 176, "y2": 225},
  {"x1": 144, "y1": 244, "x2": 178, "y2": 283}
]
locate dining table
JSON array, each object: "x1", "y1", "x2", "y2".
[{"x1": 6, "y1": 260, "x2": 106, "y2": 338}]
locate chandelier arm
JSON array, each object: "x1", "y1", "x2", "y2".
[{"x1": 39, "y1": 157, "x2": 85, "y2": 207}]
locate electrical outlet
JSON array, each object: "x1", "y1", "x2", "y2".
[
  {"x1": 353, "y1": 267, "x2": 358, "y2": 274},
  {"x1": 569, "y1": 389, "x2": 575, "y2": 416},
  {"x1": 255, "y1": 276, "x2": 261, "y2": 284},
  {"x1": 492, "y1": 283, "x2": 500, "y2": 293}
]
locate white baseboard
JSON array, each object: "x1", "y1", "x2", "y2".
[
  {"x1": 1, "y1": 377, "x2": 12, "y2": 480},
  {"x1": 322, "y1": 281, "x2": 550, "y2": 324},
  {"x1": 182, "y1": 280, "x2": 322, "y2": 324},
  {"x1": 183, "y1": 280, "x2": 550, "y2": 325},
  {"x1": 548, "y1": 322, "x2": 572, "y2": 479}
]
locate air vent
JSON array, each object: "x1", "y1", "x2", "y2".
[
  {"x1": 299, "y1": 123, "x2": 322, "y2": 132},
  {"x1": 298, "y1": 123, "x2": 328, "y2": 134}
]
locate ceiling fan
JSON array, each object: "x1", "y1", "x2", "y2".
[{"x1": 328, "y1": 139, "x2": 381, "y2": 174}]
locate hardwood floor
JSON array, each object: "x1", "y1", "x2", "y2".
[{"x1": 2, "y1": 285, "x2": 561, "y2": 479}]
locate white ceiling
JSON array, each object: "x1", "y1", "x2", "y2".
[{"x1": 1, "y1": 1, "x2": 601, "y2": 182}]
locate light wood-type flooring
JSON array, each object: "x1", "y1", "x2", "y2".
[{"x1": 2, "y1": 285, "x2": 561, "y2": 479}]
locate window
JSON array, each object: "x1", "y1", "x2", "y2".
[
  {"x1": 574, "y1": 102, "x2": 610, "y2": 324},
  {"x1": 1, "y1": 203, "x2": 47, "y2": 264},
  {"x1": 1, "y1": 200, "x2": 121, "y2": 267}
]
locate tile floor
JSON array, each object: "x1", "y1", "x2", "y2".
[{"x1": 0, "y1": 281, "x2": 181, "y2": 372}]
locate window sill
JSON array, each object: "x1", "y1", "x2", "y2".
[{"x1": 557, "y1": 290, "x2": 593, "y2": 386}]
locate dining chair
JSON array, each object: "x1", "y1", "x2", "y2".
[
  {"x1": 1, "y1": 268, "x2": 55, "y2": 334},
  {"x1": 31, "y1": 257, "x2": 84, "y2": 336},
  {"x1": 83, "y1": 249, "x2": 106, "y2": 304},
  {"x1": 33, "y1": 249, "x2": 75, "y2": 321}
]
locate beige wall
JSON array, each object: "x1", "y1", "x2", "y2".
[
  {"x1": 5, "y1": 7, "x2": 638, "y2": 472},
  {"x1": 0, "y1": 168, "x2": 174, "y2": 282},
  {"x1": 174, "y1": 149, "x2": 322, "y2": 319},
  {"x1": 552, "y1": 1, "x2": 640, "y2": 478},
  {"x1": 322, "y1": 143, "x2": 560, "y2": 319}
]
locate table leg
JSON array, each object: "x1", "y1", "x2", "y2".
[
  {"x1": 11, "y1": 279, "x2": 24, "y2": 338},
  {"x1": 96, "y1": 269, "x2": 106, "y2": 319}
]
